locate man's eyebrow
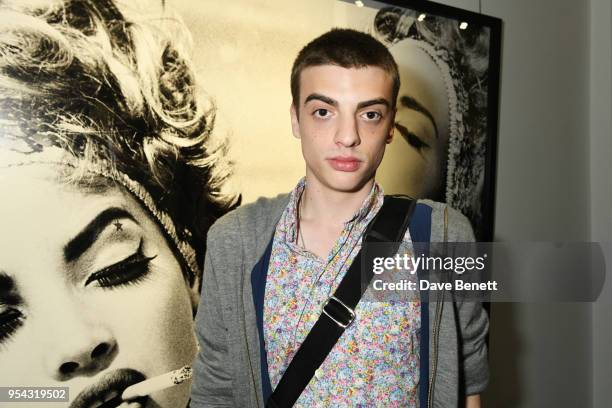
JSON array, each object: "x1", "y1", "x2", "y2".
[
  {"x1": 357, "y1": 98, "x2": 390, "y2": 110},
  {"x1": 304, "y1": 93, "x2": 337, "y2": 107},
  {"x1": 64, "y1": 207, "x2": 137, "y2": 263},
  {"x1": 0, "y1": 272, "x2": 22, "y2": 306},
  {"x1": 400, "y1": 95, "x2": 439, "y2": 138}
]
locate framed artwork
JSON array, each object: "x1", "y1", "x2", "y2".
[
  {"x1": 0, "y1": 0, "x2": 500, "y2": 405},
  {"x1": 363, "y1": 0, "x2": 502, "y2": 242}
]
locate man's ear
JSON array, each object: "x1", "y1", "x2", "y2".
[
  {"x1": 386, "y1": 107, "x2": 396, "y2": 144},
  {"x1": 290, "y1": 104, "x2": 301, "y2": 139}
]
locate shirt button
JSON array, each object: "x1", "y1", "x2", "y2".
[{"x1": 314, "y1": 368, "x2": 323, "y2": 379}]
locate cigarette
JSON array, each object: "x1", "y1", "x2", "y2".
[
  {"x1": 122, "y1": 365, "x2": 192, "y2": 400},
  {"x1": 97, "y1": 366, "x2": 193, "y2": 408}
]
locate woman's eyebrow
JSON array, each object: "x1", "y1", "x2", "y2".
[
  {"x1": 63, "y1": 207, "x2": 138, "y2": 263},
  {"x1": 400, "y1": 95, "x2": 439, "y2": 138}
]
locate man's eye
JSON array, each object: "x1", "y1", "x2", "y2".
[
  {"x1": 313, "y1": 108, "x2": 330, "y2": 118},
  {"x1": 0, "y1": 308, "x2": 24, "y2": 343},
  {"x1": 362, "y1": 111, "x2": 382, "y2": 121},
  {"x1": 85, "y1": 240, "x2": 156, "y2": 289}
]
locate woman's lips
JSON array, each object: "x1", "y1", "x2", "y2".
[
  {"x1": 327, "y1": 157, "x2": 362, "y2": 172},
  {"x1": 70, "y1": 368, "x2": 148, "y2": 408}
]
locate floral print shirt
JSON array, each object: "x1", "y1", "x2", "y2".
[{"x1": 263, "y1": 179, "x2": 420, "y2": 407}]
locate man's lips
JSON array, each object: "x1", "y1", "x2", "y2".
[
  {"x1": 327, "y1": 156, "x2": 362, "y2": 172},
  {"x1": 70, "y1": 368, "x2": 148, "y2": 408}
]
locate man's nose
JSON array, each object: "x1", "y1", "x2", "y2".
[{"x1": 333, "y1": 114, "x2": 361, "y2": 147}]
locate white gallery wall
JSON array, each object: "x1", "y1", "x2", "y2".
[
  {"x1": 435, "y1": 0, "x2": 609, "y2": 406},
  {"x1": 589, "y1": 0, "x2": 612, "y2": 407}
]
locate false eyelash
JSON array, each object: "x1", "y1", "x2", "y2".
[
  {"x1": 92, "y1": 262, "x2": 152, "y2": 288},
  {"x1": 0, "y1": 308, "x2": 24, "y2": 343},
  {"x1": 395, "y1": 122, "x2": 430, "y2": 150},
  {"x1": 405, "y1": 131, "x2": 429, "y2": 150},
  {"x1": 85, "y1": 239, "x2": 157, "y2": 289}
]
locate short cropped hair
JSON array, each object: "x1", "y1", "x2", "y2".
[{"x1": 290, "y1": 28, "x2": 400, "y2": 110}]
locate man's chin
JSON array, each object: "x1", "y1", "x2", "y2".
[{"x1": 325, "y1": 174, "x2": 374, "y2": 193}]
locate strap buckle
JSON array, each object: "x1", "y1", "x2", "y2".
[{"x1": 322, "y1": 296, "x2": 355, "y2": 329}]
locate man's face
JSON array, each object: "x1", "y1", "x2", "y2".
[{"x1": 290, "y1": 65, "x2": 395, "y2": 193}]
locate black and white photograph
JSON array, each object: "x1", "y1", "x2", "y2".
[
  {"x1": 369, "y1": 3, "x2": 500, "y2": 241},
  {"x1": 0, "y1": 0, "x2": 236, "y2": 406}
]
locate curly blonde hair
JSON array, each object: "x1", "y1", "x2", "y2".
[{"x1": 0, "y1": 0, "x2": 237, "y2": 281}]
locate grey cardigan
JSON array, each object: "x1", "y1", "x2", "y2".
[{"x1": 191, "y1": 195, "x2": 489, "y2": 407}]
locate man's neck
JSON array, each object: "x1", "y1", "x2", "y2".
[{"x1": 299, "y1": 176, "x2": 375, "y2": 226}]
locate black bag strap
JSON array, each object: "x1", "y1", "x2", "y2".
[{"x1": 266, "y1": 196, "x2": 417, "y2": 408}]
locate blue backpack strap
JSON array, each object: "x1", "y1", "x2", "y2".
[
  {"x1": 408, "y1": 202, "x2": 432, "y2": 408},
  {"x1": 251, "y1": 237, "x2": 274, "y2": 401}
]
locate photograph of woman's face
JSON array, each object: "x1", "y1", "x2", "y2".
[
  {"x1": 0, "y1": 164, "x2": 198, "y2": 408},
  {"x1": 376, "y1": 39, "x2": 450, "y2": 201}
]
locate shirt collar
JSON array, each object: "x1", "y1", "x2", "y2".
[{"x1": 284, "y1": 177, "x2": 384, "y2": 243}]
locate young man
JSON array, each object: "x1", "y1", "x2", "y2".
[{"x1": 191, "y1": 29, "x2": 488, "y2": 407}]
